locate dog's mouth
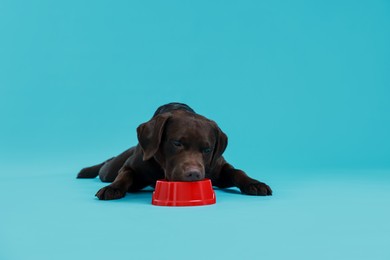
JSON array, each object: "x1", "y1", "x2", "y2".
[{"x1": 165, "y1": 171, "x2": 205, "y2": 182}]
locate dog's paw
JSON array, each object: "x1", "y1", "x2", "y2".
[
  {"x1": 95, "y1": 185, "x2": 126, "y2": 200},
  {"x1": 240, "y1": 182, "x2": 272, "y2": 196}
]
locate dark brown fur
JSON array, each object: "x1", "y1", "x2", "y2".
[{"x1": 77, "y1": 103, "x2": 272, "y2": 200}]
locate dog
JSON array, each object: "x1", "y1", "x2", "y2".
[{"x1": 77, "y1": 103, "x2": 272, "y2": 200}]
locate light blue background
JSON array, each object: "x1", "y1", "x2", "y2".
[{"x1": 1, "y1": 1, "x2": 389, "y2": 260}]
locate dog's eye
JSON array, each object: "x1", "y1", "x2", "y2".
[
  {"x1": 172, "y1": 140, "x2": 182, "y2": 147},
  {"x1": 202, "y1": 148, "x2": 212, "y2": 154}
]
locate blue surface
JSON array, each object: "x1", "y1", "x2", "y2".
[
  {"x1": 1, "y1": 1, "x2": 390, "y2": 259},
  {"x1": 1, "y1": 169, "x2": 389, "y2": 260}
]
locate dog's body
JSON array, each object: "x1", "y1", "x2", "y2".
[{"x1": 77, "y1": 103, "x2": 272, "y2": 200}]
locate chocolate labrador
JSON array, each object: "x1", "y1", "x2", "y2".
[{"x1": 77, "y1": 103, "x2": 272, "y2": 200}]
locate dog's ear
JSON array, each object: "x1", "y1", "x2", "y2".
[
  {"x1": 137, "y1": 114, "x2": 171, "y2": 161},
  {"x1": 210, "y1": 121, "x2": 228, "y2": 168}
]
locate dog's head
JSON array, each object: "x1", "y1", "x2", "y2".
[{"x1": 137, "y1": 110, "x2": 227, "y2": 181}]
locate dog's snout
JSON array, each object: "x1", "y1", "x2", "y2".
[
  {"x1": 184, "y1": 169, "x2": 203, "y2": 181},
  {"x1": 168, "y1": 164, "x2": 205, "y2": 181}
]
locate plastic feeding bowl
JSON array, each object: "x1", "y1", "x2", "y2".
[{"x1": 152, "y1": 179, "x2": 216, "y2": 207}]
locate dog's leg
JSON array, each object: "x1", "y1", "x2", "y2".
[
  {"x1": 213, "y1": 163, "x2": 272, "y2": 196},
  {"x1": 95, "y1": 167, "x2": 134, "y2": 200},
  {"x1": 77, "y1": 160, "x2": 112, "y2": 179},
  {"x1": 98, "y1": 148, "x2": 135, "y2": 182}
]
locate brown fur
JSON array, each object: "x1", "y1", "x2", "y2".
[{"x1": 77, "y1": 103, "x2": 272, "y2": 200}]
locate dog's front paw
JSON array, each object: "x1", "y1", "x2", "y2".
[
  {"x1": 95, "y1": 185, "x2": 126, "y2": 200},
  {"x1": 240, "y1": 182, "x2": 272, "y2": 196}
]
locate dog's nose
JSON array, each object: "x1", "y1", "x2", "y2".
[{"x1": 184, "y1": 170, "x2": 202, "y2": 181}]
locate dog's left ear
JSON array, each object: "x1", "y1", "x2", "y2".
[
  {"x1": 210, "y1": 121, "x2": 228, "y2": 168},
  {"x1": 137, "y1": 113, "x2": 171, "y2": 161}
]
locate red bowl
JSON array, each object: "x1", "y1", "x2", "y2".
[{"x1": 152, "y1": 179, "x2": 216, "y2": 206}]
